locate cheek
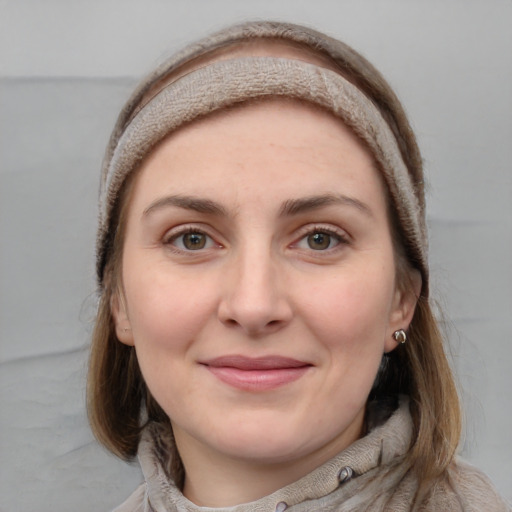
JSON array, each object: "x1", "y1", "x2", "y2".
[
  {"x1": 285, "y1": 270, "x2": 396, "y2": 442},
  {"x1": 121, "y1": 266, "x2": 218, "y2": 412},
  {"x1": 121, "y1": 256, "x2": 217, "y2": 355},
  {"x1": 297, "y1": 263, "x2": 396, "y2": 361},
  {"x1": 309, "y1": 277, "x2": 394, "y2": 408}
]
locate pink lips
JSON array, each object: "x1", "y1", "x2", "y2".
[{"x1": 200, "y1": 355, "x2": 312, "y2": 391}]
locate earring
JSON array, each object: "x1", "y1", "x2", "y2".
[{"x1": 393, "y1": 329, "x2": 407, "y2": 344}]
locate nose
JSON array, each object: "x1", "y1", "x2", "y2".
[{"x1": 217, "y1": 245, "x2": 293, "y2": 337}]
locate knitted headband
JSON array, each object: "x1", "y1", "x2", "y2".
[{"x1": 97, "y1": 21, "x2": 428, "y2": 295}]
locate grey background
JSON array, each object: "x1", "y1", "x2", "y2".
[{"x1": 1, "y1": 1, "x2": 511, "y2": 510}]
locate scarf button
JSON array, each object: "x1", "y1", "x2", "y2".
[{"x1": 338, "y1": 466, "x2": 354, "y2": 484}]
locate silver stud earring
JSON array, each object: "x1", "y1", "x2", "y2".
[{"x1": 393, "y1": 329, "x2": 407, "y2": 344}]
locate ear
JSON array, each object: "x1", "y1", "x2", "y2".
[
  {"x1": 111, "y1": 290, "x2": 135, "y2": 346},
  {"x1": 384, "y1": 270, "x2": 422, "y2": 353}
]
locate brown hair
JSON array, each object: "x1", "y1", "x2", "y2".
[{"x1": 88, "y1": 21, "x2": 460, "y2": 490}]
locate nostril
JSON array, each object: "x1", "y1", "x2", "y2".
[{"x1": 217, "y1": 283, "x2": 293, "y2": 335}]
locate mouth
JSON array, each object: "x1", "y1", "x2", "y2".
[{"x1": 199, "y1": 355, "x2": 313, "y2": 391}]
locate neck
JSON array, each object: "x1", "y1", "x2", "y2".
[
  {"x1": 183, "y1": 456, "x2": 304, "y2": 507},
  {"x1": 173, "y1": 411, "x2": 364, "y2": 507}
]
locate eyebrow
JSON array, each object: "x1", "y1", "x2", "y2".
[
  {"x1": 143, "y1": 195, "x2": 229, "y2": 217},
  {"x1": 142, "y1": 193, "x2": 373, "y2": 219},
  {"x1": 279, "y1": 194, "x2": 373, "y2": 218}
]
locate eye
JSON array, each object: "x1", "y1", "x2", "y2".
[
  {"x1": 166, "y1": 229, "x2": 216, "y2": 251},
  {"x1": 306, "y1": 232, "x2": 336, "y2": 250},
  {"x1": 294, "y1": 228, "x2": 347, "y2": 251}
]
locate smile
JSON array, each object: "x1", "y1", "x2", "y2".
[{"x1": 200, "y1": 355, "x2": 313, "y2": 391}]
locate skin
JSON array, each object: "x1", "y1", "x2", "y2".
[{"x1": 113, "y1": 99, "x2": 419, "y2": 507}]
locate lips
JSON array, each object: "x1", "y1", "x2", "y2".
[{"x1": 200, "y1": 355, "x2": 312, "y2": 391}]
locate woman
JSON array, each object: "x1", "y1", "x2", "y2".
[{"x1": 87, "y1": 21, "x2": 509, "y2": 511}]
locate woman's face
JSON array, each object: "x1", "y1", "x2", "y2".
[{"x1": 113, "y1": 99, "x2": 417, "y2": 472}]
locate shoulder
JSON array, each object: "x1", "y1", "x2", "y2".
[
  {"x1": 111, "y1": 483, "x2": 147, "y2": 512},
  {"x1": 421, "y1": 458, "x2": 510, "y2": 512}
]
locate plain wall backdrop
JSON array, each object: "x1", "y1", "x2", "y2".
[{"x1": 1, "y1": 1, "x2": 511, "y2": 510}]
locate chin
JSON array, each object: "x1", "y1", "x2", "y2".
[
  {"x1": 221, "y1": 436, "x2": 313, "y2": 464},
  {"x1": 206, "y1": 413, "x2": 362, "y2": 466}
]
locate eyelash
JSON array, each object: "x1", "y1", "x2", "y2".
[
  {"x1": 292, "y1": 225, "x2": 350, "y2": 253},
  {"x1": 163, "y1": 226, "x2": 219, "y2": 253}
]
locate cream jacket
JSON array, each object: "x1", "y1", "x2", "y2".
[{"x1": 113, "y1": 400, "x2": 510, "y2": 511}]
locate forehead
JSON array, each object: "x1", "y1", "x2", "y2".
[{"x1": 143, "y1": 95, "x2": 373, "y2": 165}]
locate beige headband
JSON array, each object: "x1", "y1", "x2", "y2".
[{"x1": 97, "y1": 56, "x2": 428, "y2": 294}]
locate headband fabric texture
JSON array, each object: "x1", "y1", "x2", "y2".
[{"x1": 97, "y1": 22, "x2": 428, "y2": 295}]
